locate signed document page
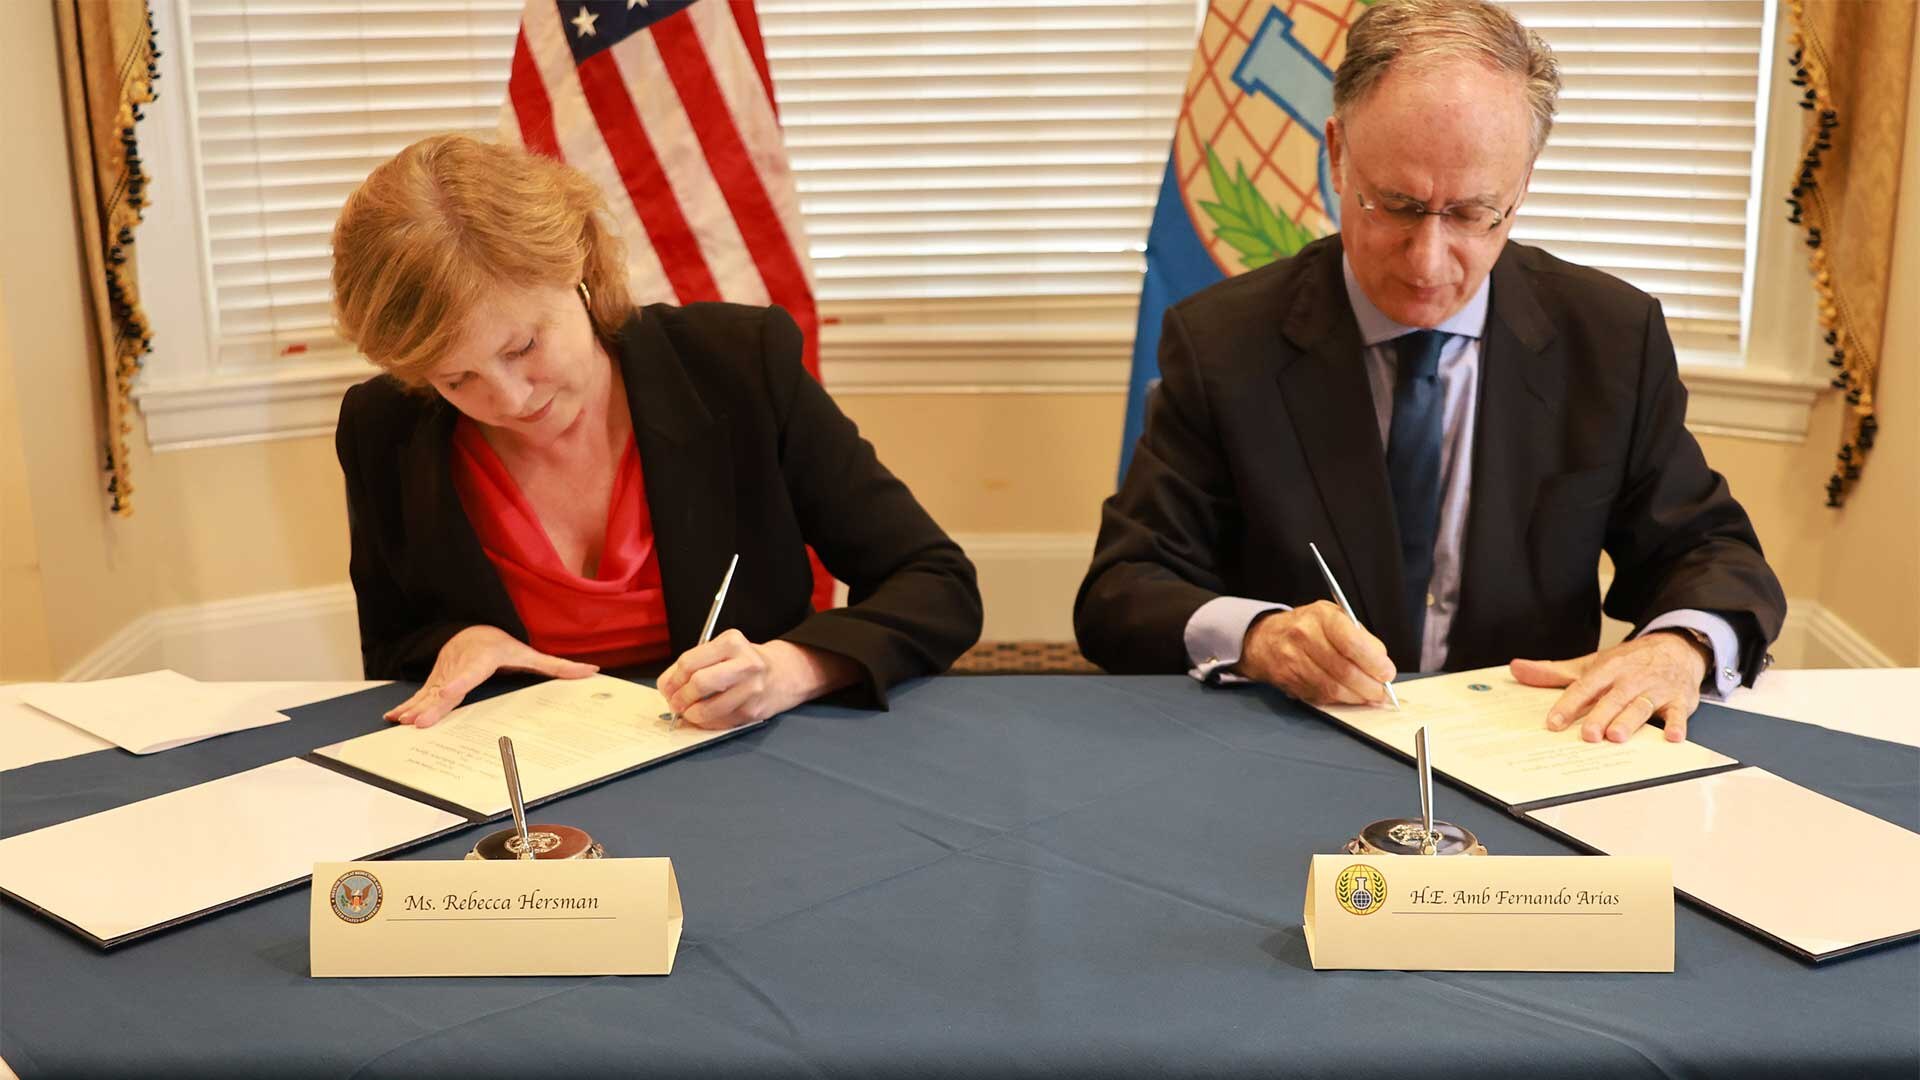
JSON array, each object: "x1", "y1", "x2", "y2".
[
  {"x1": 1317, "y1": 667, "x2": 1735, "y2": 807},
  {"x1": 1528, "y1": 767, "x2": 1920, "y2": 959},
  {"x1": 314, "y1": 675, "x2": 745, "y2": 816}
]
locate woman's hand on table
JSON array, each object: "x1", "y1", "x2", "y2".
[
  {"x1": 658, "y1": 630, "x2": 859, "y2": 730},
  {"x1": 384, "y1": 625, "x2": 598, "y2": 728}
]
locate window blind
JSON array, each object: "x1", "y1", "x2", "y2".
[
  {"x1": 756, "y1": 0, "x2": 1197, "y2": 305},
  {"x1": 1504, "y1": 0, "x2": 1767, "y2": 352},
  {"x1": 181, "y1": 0, "x2": 1762, "y2": 369},
  {"x1": 187, "y1": 0, "x2": 523, "y2": 367}
]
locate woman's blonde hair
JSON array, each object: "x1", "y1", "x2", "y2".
[{"x1": 331, "y1": 134, "x2": 632, "y2": 385}]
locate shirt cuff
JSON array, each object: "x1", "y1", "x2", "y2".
[
  {"x1": 1185, "y1": 596, "x2": 1289, "y2": 684},
  {"x1": 1638, "y1": 609, "x2": 1743, "y2": 698}
]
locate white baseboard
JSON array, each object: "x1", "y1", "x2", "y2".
[
  {"x1": 53, "y1": 535, "x2": 1105, "y2": 680},
  {"x1": 958, "y1": 542, "x2": 1900, "y2": 669},
  {"x1": 61, "y1": 583, "x2": 364, "y2": 682},
  {"x1": 954, "y1": 532, "x2": 1095, "y2": 641},
  {"x1": 56, "y1": 546, "x2": 1900, "y2": 681},
  {"x1": 1789, "y1": 603, "x2": 1897, "y2": 669},
  {"x1": 61, "y1": 611, "x2": 165, "y2": 681}
]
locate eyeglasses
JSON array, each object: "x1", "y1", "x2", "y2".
[{"x1": 1353, "y1": 188, "x2": 1514, "y2": 237}]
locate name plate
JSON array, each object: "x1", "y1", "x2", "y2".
[
  {"x1": 1303, "y1": 854, "x2": 1672, "y2": 971},
  {"x1": 311, "y1": 857, "x2": 682, "y2": 977}
]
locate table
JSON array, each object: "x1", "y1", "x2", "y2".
[{"x1": 4, "y1": 675, "x2": 1917, "y2": 1078}]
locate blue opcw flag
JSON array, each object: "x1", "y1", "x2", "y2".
[{"x1": 1119, "y1": 1, "x2": 1371, "y2": 482}]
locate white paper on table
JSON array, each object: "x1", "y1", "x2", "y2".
[
  {"x1": 2, "y1": 679, "x2": 388, "y2": 770},
  {"x1": 1527, "y1": 766, "x2": 1920, "y2": 959},
  {"x1": 1721, "y1": 669, "x2": 1920, "y2": 749},
  {"x1": 0, "y1": 685, "x2": 113, "y2": 770},
  {"x1": 0, "y1": 758, "x2": 465, "y2": 946},
  {"x1": 19, "y1": 670, "x2": 297, "y2": 754}
]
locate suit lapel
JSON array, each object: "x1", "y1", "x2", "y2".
[
  {"x1": 397, "y1": 397, "x2": 523, "y2": 635},
  {"x1": 1276, "y1": 240, "x2": 1416, "y2": 667},
  {"x1": 1450, "y1": 245, "x2": 1560, "y2": 666},
  {"x1": 619, "y1": 308, "x2": 737, "y2": 652}
]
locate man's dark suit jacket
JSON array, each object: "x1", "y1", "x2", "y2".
[
  {"x1": 1076, "y1": 236, "x2": 1786, "y2": 680},
  {"x1": 336, "y1": 302, "x2": 982, "y2": 706}
]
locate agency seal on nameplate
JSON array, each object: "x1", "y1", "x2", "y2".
[
  {"x1": 328, "y1": 869, "x2": 384, "y2": 923},
  {"x1": 1343, "y1": 726, "x2": 1488, "y2": 857},
  {"x1": 465, "y1": 737, "x2": 608, "y2": 862}
]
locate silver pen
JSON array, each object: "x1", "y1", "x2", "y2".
[
  {"x1": 1415, "y1": 726, "x2": 1436, "y2": 855},
  {"x1": 1308, "y1": 541, "x2": 1401, "y2": 710},
  {"x1": 668, "y1": 553, "x2": 741, "y2": 730},
  {"x1": 497, "y1": 736, "x2": 534, "y2": 859}
]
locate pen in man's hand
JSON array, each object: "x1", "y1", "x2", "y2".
[{"x1": 1308, "y1": 541, "x2": 1400, "y2": 710}]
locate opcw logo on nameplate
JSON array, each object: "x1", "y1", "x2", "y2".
[
  {"x1": 310, "y1": 858, "x2": 682, "y2": 977},
  {"x1": 1303, "y1": 854, "x2": 1673, "y2": 971},
  {"x1": 1333, "y1": 863, "x2": 1387, "y2": 916}
]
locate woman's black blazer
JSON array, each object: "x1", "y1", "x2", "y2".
[{"x1": 334, "y1": 302, "x2": 982, "y2": 706}]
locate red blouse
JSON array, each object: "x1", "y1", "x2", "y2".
[{"x1": 450, "y1": 419, "x2": 672, "y2": 669}]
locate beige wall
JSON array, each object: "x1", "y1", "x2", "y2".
[
  {"x1": 0, "y1": 2, "x2": 347, "y2": 680},
  {"x1": 0, "y1": 296, "x2": 56, "y2": 678},
  {"x1": 839, "y1": 394, "x2": 1121, "y2": 534},
  {"x1": 2, "y1": 0, "x2": 154, "y2": 681},
  {"x1": 4, "y1": 4, "x2": 1915, "y2": 678}
]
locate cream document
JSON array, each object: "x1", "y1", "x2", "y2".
[
  {"x1": 313, "y1": 675, "x2": 743, "y2": 816},
  {"x1": 1317, "y1": 666, "x2": 1735, "y2": 807}
]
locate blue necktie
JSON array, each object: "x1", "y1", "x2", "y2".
[{"x1": 1386, "y1": 329, "x2": 1447, "y2": 652}]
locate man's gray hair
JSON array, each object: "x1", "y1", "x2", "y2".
[{"x1": 1333, "y1": 0, "x2": 1561, "y2": 157}]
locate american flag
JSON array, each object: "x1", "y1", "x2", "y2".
[
  {"x1": 500, "y1": 0, "x2": 820, "y2": 381},
  {"x1": 502, "y1": 0, "x2": 835, "y2": 609}
]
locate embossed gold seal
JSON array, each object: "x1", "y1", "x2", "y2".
[
  {"x1": 1344, "y1": 818, "x2": 1487, "y2": 857},
  {"x1": 466, "y1": 823, "x2": 606, "y2": 861}
]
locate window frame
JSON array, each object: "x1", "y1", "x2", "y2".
[{"x1": 133, "y1": 0, "x2": 1825, "y2": 451}]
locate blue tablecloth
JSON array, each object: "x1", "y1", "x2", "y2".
[{"x1": 4, "y1": 675, "x2": 1917, "y2": 1078}]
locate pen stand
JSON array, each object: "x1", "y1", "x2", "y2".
[
  {"x1": 1344, "y1": 818, "x2": 1487, "y2": 857},
  {"x1": 466, "y1": 823, "x2": 606, "y2": 861}
]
